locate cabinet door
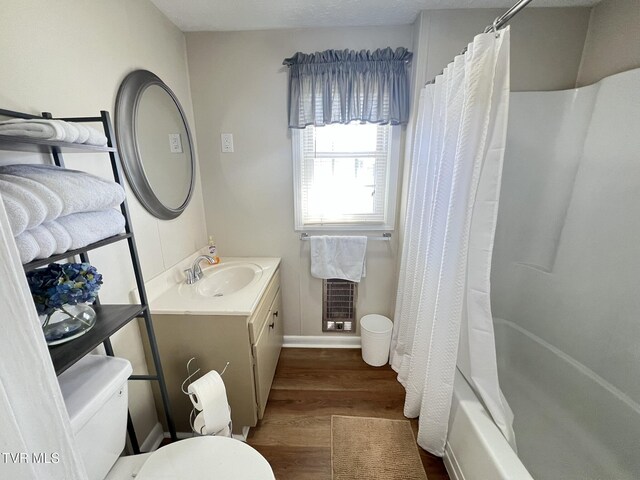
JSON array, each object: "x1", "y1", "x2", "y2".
[{"x1": 253, "y1": 290, "x2": 283, "y2": 418}]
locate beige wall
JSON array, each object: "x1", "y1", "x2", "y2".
[
  {"x1": 186, "y1": 26, "x2": 413, "y2": 336},
  {"x1": 414, "y1": 8, "x2": 591, "y2": 91},
  {"x1": 0, "y1": 0, "x2": 207, "y2": 445},
  {"x1": 577, "y1": 0, "x2": 640, "y2": 86}
]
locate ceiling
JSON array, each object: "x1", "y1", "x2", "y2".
[{"x1": 151, "y1": 0, "x2": 598, "y2": 32}]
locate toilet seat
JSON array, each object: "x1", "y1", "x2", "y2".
[{"x1": 135, "y1": 436, "x2": 274, "y2": 480}]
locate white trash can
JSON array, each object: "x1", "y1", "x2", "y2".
[{"x1": 360, "y1": 314, "x2": 393, "y2": 367}]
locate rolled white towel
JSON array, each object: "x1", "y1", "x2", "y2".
[
  {"x1": 29, "y1": 225, "x2": 57, "y2": 260},
  {"x1": 83, "y1": 125, "x2": 108, "y2": 147},
  {"x1": 1, "y1": 190, "x2": 29, "y2": 235},
  {"x1": 0, "y1": 118, "x2": 106, "y2": 145},
  {"x1": 74, "y1": 124, "x2": 91, "y2": 144},
  {"x1": 43, "y1": 220, "x2": 72, "y2": 254},
  {"x1": 14, "y1": 231, "x2": 39, "y2": 264},
  {"x1": 56, "y1": 209, "x2": 125, "y2": 250},
  {"x1": 0, "y1": 174, "x2": 64, "y2": 224},
  {"x1": 0, "y1": 118, "x2": 66, "y2": 140},
  {"x1": 0, "y1": 177, "x2": 48, "y2": 231},
  {"x1": 55, "y1": 120, "x2": 80, "y2": 143},
  {"x1": 0, "y1": 164, "x2": 125, "y2": 217}
]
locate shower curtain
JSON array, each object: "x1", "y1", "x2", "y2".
[
  {"x1": 0, "y1": 197, "x2": 86, "y2": 478},
  {"x1": 391, "y1": 27, "x2": 514, "y2": 456}
]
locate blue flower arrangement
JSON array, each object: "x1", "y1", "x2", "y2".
[{"x1": 27, "y1": 263, "x2": 103, "y2": 316}]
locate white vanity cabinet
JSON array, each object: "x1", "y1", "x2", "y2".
[
  {"x1": 252, "y1": 289, "x2": 283, "y2": 418},
  {"x1": 145, "y1": 265, "x2": 283, "y2": 433}
]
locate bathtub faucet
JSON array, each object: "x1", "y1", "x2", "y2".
[{"x1": 184, "y1": 255, "x2": 216, "y2": 284}]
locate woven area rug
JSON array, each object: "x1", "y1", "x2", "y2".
[{"x1": 331, "y1": 415, "x2": 428, "y2": 480}]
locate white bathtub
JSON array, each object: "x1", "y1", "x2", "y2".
[
  {"x1": 444, "y1": 369, "x2": 532, "y2": 480},
  {"x1": 445, "y1": 317, "x2": 640, "y2": 480}
]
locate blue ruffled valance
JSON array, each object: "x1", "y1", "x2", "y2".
[{"x1": 283, "y1": 47, "x2": 413, "y2": 129}]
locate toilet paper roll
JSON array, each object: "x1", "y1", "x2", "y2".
[
  {"x1": 193, "y1": 410, "x2": 231, "y2": 436},
  {"x1": 187, "y1": 370, "x2": 231, "y2": 434},
  {"x1": 193, "y1": 411, "x2": 206, "y2": 435}
]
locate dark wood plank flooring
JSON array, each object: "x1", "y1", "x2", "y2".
[{"x1": 247, "y1": 348, "x2": 450, "y2": 480}]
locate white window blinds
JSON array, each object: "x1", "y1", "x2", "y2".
[{"x1": 294, "y1": 123, "x2": 396, "y2": 229}]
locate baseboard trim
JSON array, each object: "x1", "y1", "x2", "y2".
[
  {"x1": 283, "y1": 335, "x2": 361, "y2": 349},
  {"x1": 140, "y1": 422, "x2": 163, "y2": 453}
]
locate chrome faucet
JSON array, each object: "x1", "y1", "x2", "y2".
[{"x1": 184, "y1": 255, "x2": 216, "y2": 284}]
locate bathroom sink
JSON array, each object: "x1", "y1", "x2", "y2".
[{"x1": 179, "y1": 262, "x2": 263, "y2": 298}]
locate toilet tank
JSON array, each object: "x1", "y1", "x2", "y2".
[{"x1": 58, "y1": 355, "x2": 133, "y2": 480}]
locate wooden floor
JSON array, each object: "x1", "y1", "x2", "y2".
[{"x1": 247, "y1": 348, "x2": 450, "y2": 480}]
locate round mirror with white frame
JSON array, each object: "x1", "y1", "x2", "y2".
[{"x1": 115, "y1": 70, "x2": 195, "y2": 220}]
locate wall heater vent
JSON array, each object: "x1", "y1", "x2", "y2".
[{"x1": 322, "y1": 279, "x2": 357, "y2": 333}]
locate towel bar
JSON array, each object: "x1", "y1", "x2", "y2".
[{"x1": 300, "y1": 232, "x2": 391, "y2": 241}]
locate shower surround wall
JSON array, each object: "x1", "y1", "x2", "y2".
[{"x1": 492, "y1": 68, "x2": 640, "y2": 480}]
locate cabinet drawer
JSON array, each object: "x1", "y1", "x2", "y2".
[
  {"x1": 249, "y1": 268, "x2": 280, "y2": 343},
  {"x1": 253, "y1": 289, "x2": 283, "y2": 419}
]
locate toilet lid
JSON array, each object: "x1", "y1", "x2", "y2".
[{"x1": 135, "y1": 436, "x2": 275, "y2": 480}]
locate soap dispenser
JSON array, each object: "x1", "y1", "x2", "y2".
[{"x1": 208, "y1": 236, "x2": 221, "y2": 264}]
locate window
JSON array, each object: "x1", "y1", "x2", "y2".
[{"x1": 293, "y1": 123, "x2": 399, "y2": 230}]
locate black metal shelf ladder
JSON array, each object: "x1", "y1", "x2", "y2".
[{"x1": 0, "y1": 107, "x2": 178, "y2": 452}]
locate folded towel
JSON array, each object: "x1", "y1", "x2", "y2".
[
  {"x1": 74, "y1": 124, "x2": 90, "y2": 144},
  {"x1": 310, "y1": 235, "x2": 367, "y2": 283},
  {"x1": 0, "y1": 119, "x2": 66, "y2": 140},
  {"x1": 56, "y1": 209, "x2": 125, "y2": 250},
  {"x1": 0, "y1": 164, "x2": 125, "y2": 217},
  {"x1": 0, "y1": 177, "x2": 49, "y2": 231},
  {"x1": 0, "y1": 189, "x2": 29, "y2": 235},
  {"x1": 44, "y1": 220, "x2": 72, "y2": 254},
  {"x1": 29, "y1": 225, "x2": 57, "y2": 260},
  {"x1": 57, "y1": 120, "x2": 80, "y2": 143},
  {"x1": 14, "y1": 231, "x2": 39, "y2": 264},
  {"x1": 83, "y1": 125, "x2": 108, "y2": 147},
  {"x1": 12, "y1": 210, "x2": 124, "y2": 264},
  {"x1": 0, "y1": 119, "x2": 107, "y2": 146},
  {"x1": 0, "y1": 174, "x2": 64, "y2": 225}
]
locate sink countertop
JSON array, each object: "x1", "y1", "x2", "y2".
[{"x1": 149, "y1": 257, "x2": 281, "y2": 316}]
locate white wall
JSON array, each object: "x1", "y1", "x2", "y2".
[
  {"x1": 577, "y1": 0, "x2": 640, "y2": 86},
  {"x1": 0, "y1": 0, "x2": 207, "y2": 445},
  {"x1": 186, "y1": 26, "x2": 413, "y2": 336}
]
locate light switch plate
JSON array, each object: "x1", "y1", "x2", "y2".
[
  {"x1": 168, "y1": 133, "x2": 183, "y2": 153},
  {"x1": 221, "y1": 133, "x2": 234, "y2": 153}
]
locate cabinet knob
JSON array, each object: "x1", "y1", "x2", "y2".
[
  {"x1": 273, "y1": 311, "x2": 279, "y2": 318},
  {"x1": 269, "y1": 322, "x2": 275, "y2": 329}
]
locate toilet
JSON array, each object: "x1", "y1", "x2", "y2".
[{"x1": 58, "y1": 355, "x2": 274, "y2": 480}]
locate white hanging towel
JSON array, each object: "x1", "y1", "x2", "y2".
[
  {"x1": 187, "y1": 371, "x2": 231, "y2": 435},
  {"x1": 310, "y1": 235, "x2": 367, "y2": 283}
]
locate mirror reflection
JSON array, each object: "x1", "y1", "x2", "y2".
[{"x1": 136, "y1": 85, "x2": 192, "y2": 210}]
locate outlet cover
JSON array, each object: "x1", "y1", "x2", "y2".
[
  {"x1": 221, "y1": 133, "x2": 234, "y2": 153},
  {"x1": 168, "y1": 133, "x2": 183, "y2": 153}
]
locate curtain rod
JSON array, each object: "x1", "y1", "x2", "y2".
[{"x1": 425, "y1": 0, "x2": 534, "y2": 85}]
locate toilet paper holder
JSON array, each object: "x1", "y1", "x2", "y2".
[
  {"x1": 181, "y1": 357, "x2": 232, "y2": 437},
  {"x1": 180, "y1": 356, "x2": 230, "y2": 396}
]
